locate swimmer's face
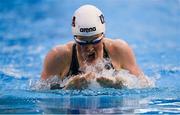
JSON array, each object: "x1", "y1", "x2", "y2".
[{"x1": 75, "y1": 33, "x2": 104, "y2": 64}]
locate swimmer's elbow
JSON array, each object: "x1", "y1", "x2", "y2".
[
  {"x1": 127, "y1": 65, "x2": 142, "y2": 77},
  {"x1": 41, "y1": 71, "x2": 49, "y2": 80},
  {"x1": 130, "y1": 67, "x2": 149, "y2": 83}
]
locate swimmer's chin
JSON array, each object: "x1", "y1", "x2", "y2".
[
  {"x1": 85, "y1": 58, "x2": 96, "y2": 63},
  {"x1": 84, "y1": 56, "x2": 100, "y2": 65},
  {"x1": 84, "y1": 54, "x2": 98, "y2": 64}
]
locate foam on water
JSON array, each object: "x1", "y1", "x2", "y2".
[{"x1": 31, "y1": 59, "x2": 155, "y2": 90}]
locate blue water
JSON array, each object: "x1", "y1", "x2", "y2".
[{"x1": 0, "y1": 0, "x2": 180, "y2": 114}]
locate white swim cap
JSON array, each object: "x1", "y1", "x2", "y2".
[{"x1": 72, "y1": 5, "x2": 105, "y2": 36}]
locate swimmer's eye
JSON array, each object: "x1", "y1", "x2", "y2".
[{"x1": 74, "y1": 34, "x2": 103, "y2": 45}]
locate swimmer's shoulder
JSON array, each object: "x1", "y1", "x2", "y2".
[
  {"x1": 42, "y1": 41, "x2": 75, "y2": 79},
  {"x1": 47, "y1": 41, "x2": 74, "y2": 61},
  {"x1": 103, "y1": 38, "x2": 130, "y2": 69},
  {"x1": 52, "y1": 41, "x2": 74, "y2": 54},
  {"x1": 103, "y1": 38, "x2": 130, "y2": 52}
]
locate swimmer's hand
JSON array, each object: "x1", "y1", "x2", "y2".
[
  {"x1": 64, "y1": 76, "x2": 88, "y2": 90},
  {"x1": 96, "y1": 77, "x2": 124, "y2": 89},
  {"x1": 64, "y1": 73, "x2": 95, "y2": 90}
]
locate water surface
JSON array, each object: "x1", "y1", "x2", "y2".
[{"x1": 0, "y1": 0, "x2": 180, "y2": 114}]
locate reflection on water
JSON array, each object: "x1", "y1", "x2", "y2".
[
  {"x1": 38, "y1": 96, "x2": 120, "y2": 114},
  {"x1": 28, "y1": 88, "x2": 179, "y2": 114},
  {"x1": 0, "y1": 88, "x2": 179, "y2": 114},
  {"x1": 37, "y1": 94, "x2": 146, "y2": 114}
]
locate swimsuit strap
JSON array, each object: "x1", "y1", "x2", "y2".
[
  {"x1": 103, "y1": 43, "x2": 114, "y2": 69},
  {"x1": 67, "y1": 43, "x2": 81, "y2": 76}
]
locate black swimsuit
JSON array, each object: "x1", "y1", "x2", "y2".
[{"x1": 50, "y1": 43, "x2": 113, "y2": 90}]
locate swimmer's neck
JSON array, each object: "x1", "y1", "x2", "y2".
[{"x1": 76, "y1": 45, "x2": 103, "y2": 68}]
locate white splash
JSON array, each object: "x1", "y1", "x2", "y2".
[
  {"x1": 33, "y1": 59, "x2": 155, "y2": 90},
  {"x1": 79, "y1": 59, "x2": 155, "y2": 89}
]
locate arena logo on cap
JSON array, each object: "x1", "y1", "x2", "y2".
[{"x1": 80, "y1": 27, "x2": 96, "y2": 33}]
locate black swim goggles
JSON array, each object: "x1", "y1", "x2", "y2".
[{"x1": 74, "y1": 34, "x2": 103, "y2": 45}]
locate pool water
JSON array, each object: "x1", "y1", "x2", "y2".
[{"x1": 0, "y1": 0, "x2": 180, "y2": 114}]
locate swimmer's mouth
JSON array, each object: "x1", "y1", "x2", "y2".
[
  {"x1": 88, "y1": 51, "x2": 95, "y2": 57},
  {"x1": 86, "y1": 51, "x2": 96, "y2": 61}
]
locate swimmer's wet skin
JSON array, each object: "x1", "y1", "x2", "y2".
[
  {"x1": 50, "y1": 75, "x2": 124, "y2": 90},
  {"x1": 41, "y1": 4, "x2": 151, "y2": 90},
  {"x1": 96, "y1": 77, "x2": 124, "y2": 89},
  {"x1": 65, "y1": 76, "x2": 89, "y2": 90}
]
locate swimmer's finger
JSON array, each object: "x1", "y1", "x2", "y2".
[
  {"x1": 96, "y1": 77, "x2": 123, "y2": 89},
  {"x1": 84, "y1": 72, "x2": 95, "y2": 80},
  {"x1": 96, "y1": 77, "x2": 114, "y2": 87},
  {"x1": 64, "y1": 77, "x2": 89, "y2": 90}
]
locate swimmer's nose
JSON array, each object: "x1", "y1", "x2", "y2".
[
  {"x1": 87, "y1": 47, "x2": 95, "y2": 53},
  {"x1": 81, "y1": 44, "x2": 94, "y2": 51}
]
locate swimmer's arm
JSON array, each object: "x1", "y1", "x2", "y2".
[
  {"x1": 41, "y1": 49, "x2": 61, "y2": 80},
  {"x1": 41, "y1": 46, "x2": 69, "y2": 80},
  {"x1": 124, "y1": 46, "x2": 151, "y2": 82},
  {"x1": 122, "y1": 46, "x2": 142, "y2": 76},
  {"x1": 114, "y1": 40, "x2": 145, "y2": 78},
  {"x1": 122, "y1": 46, "x2": 143, "y2": 77},
  {"x1": 115, "y1": 40, "x2": 152, "y2": 84}
]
